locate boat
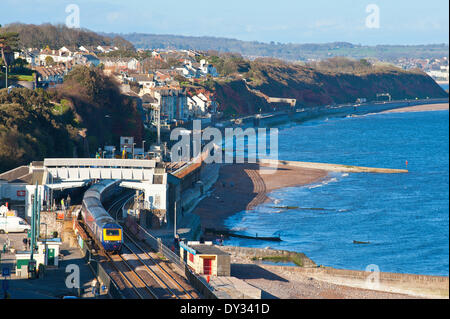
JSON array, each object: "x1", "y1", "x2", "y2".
[{"x1": 353, "y1": 240, "x2": 370, "y2": 244}]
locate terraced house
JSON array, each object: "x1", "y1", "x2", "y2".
[{"x1": 152, "y1": 87, "x2": 187, "y2": 122}]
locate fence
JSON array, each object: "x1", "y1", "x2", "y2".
[
  {"x1": 80, "y1": 239, "x2": 123, "y2": 299},
  {"x1": 133, "y1": 222, "x2": 218, "y2": 299}
]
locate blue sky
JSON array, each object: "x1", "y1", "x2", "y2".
[{"x1": 1, "y1": 0, "x2": 448, "y2": 45}]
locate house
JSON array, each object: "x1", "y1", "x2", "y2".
[
  {"x1": 73, "y1": 53, "x2": 100, "y2": 67},
  {"x1": 96, "y1": 45, "x2": 119, "y2": 53},
  {"x1": 200, "y1": 59, "x2": 218, "y2": 77},
  {"x1": 78, "y1": 45, "x2": 99, "y2": 54},
  {"x1": 144, "y1": 87, "x2": 187, "y2": 122},
  {"x1": 154, "y1": 70, "x2": 173, "y2": 84},
  {"x1": 141, "y1": 94, "x2": 159, "y2": 125},
  {"x1": 99, "y1": 57, "x2": 140, "y2": 72},
  {"x1": 180, "y1": 241, "x2": 230, "y2": 276},
  {"x1": 120, "y1": 136, "x2": 134, "y2": 154},
  {"x1": 38, "y1": 47, "x2": 74, "y2": 65},
  {"x1": 33, "y1": 65, "x2": 69, "y2": 87},
  {"x1": 130, "y1": 73, "x2": 155, "y2": 88},
  {"x1": 14, "y1": 50, "x2": 39, "y2": 66},
  {"x1": 59, "y1": 46, "x2": 77, "y2": 55},
  {"x1": 192, "y1": 95, "x2": 207, "y2": 113}
]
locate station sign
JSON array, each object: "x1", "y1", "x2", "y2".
[{"x1": 16, "y1": 190, "x2": 26, "y2": 197}]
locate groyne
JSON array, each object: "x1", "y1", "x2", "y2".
[{"x1": 258, "y1": 159, "x2": 408, "y2": 173}]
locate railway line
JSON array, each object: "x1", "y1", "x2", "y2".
[
  {"x1": 123, "y1": 232, "x2": 197, "y2": 299},
  {"x1": 101, "y1": 191, "x2": 199, "y2": 299}
]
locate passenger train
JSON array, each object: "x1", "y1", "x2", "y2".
[{"x1": 80, "y1": 180, "x2": 123, "y2": 253}]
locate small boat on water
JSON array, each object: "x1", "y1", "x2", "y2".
[{"x1": 353, "y1": 240, "x2": 370, "y2": 244}]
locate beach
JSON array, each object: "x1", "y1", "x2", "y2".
[
  {"x1": 191, "y1": 163, "x2": 328, "y2": 230},
  {"x1": 381, "y1": 102, "x2": 448, "y2": 113}
]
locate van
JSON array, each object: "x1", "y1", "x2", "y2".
[{"x1": 0, "y1": 216, "x2": 31, "y2": 234}]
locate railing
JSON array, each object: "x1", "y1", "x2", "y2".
[{"x1": 133, "y1": 222, "x2": 218, "y2": 299}]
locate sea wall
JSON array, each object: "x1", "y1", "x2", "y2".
[
  {"x1": 220, "y1": 245, "x2": 317, "y2": 268},
  {"x1": 261, "y1": 265, "x2": 449, "y2": 299},
  {"x1": 232, "y1": 98, "x2": 449, "y2": 128}
]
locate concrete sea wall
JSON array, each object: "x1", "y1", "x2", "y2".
[
  {"x1": 231, "y1": 98, "x2": 449, "y2": 128},
  {"x1": 221, "y1": 245, "x2": 317, "y2": 268},
  {"x1": 263, "y1": 265, "x2": 449, "y2": 299}
]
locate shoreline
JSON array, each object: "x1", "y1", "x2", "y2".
[
  {"x1": 191, "y1": 102, "x2": 448, "y2": 232},
  {"x1": 380, "y1": 102, "x2": 448, "y2": 114},
  {"x1": 191, "y1": 163, "x2": 328, "y2": 231},
  {"x1": 187, "y1": 101, "x2": 448, "y2": 286}
]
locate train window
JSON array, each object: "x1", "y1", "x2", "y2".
[{"x1": 106, "y1": 229, "x2": 120, "y2": 236}]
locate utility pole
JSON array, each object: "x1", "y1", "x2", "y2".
[
  {"x1": 37, "y1": 192, "x2": 41, "y2": 242},
  {"x1": 173, "y1": 201, "x2": 177, "y2": 239},
  {"x1": 157, "y1": 108, "x2": 161, "y2": 145},
  {"x1": 30, "y1": 183, "x2": 38, "y2": 261}
]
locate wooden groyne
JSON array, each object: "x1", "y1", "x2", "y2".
[{"x1": 258, "y1": 159, "x2": 408, "y2": 173}]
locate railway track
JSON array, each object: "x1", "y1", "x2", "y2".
[
  {"x1": 102, "y1": 193, "x2": 158, "y2": 299},
  {"x1": 103, "y1": 192, "x2": 198, "y2": 299},
  {"x1": 123, "y1": 232, "x2": 196, "y2": 299}
]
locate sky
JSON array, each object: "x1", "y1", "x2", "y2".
[{"x1": 1, "y1": 0, "x2": 449, "y2": 45}]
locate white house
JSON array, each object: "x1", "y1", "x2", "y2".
[
  {"x1": 96, "y1": 45, "x2": 119, "y2": 53},
  {"x1": 200, "y1": 59, "x2": 218, "y2": 77}
]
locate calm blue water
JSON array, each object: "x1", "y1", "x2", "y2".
[
  {"x1": 439, "y1": 83, "x2": 449, "y2": 91},
  {"x1": 224, "y1": 110, "x2": 449, "y2": 276}
]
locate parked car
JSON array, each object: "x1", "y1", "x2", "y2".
[{"x1": 0, "y1": 216, "x2": 31, "y2": 234}]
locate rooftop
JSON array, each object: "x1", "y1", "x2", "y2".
[{"x1": 188, "y1": 243, "x2": 229, "y2": 256}]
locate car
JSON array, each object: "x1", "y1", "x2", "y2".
[{"x1": 0, "y1": 216, "x2": 31, "y2": 234}]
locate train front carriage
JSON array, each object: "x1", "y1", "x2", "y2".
[{"x1": 101, "y1": 223, "x2": 123, "y2": 253}]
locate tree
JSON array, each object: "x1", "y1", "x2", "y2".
[
  {"x1": 0, "y1": 24, "x2": 19, "y2": 72},
  {"x1": 45, "y1": 56, "x2": 55, "y2": 66}
]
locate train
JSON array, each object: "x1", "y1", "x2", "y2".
[{"x1": 80, "y1": 180, "x2": 123, "y2": 253}]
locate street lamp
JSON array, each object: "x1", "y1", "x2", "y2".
[{"x1": 132, "y1": 143, "x2": 136, "y2": 159}]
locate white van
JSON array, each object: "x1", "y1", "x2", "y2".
[{"x1": 0, "y1": 216, "x2": 31, "y2": 234}]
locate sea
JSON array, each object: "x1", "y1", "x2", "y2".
[
  {"x1": 439, "y1": 83, "x2": 449, "y2": 91},
  {"x1": 223, "y1": 108, "x2": 449, "y2": 276}
]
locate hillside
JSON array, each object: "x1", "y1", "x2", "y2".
[
  {"x1": 3, "y1": 23, "x2": 134, "y2": 50},
  {"x1": 198, "y1": 60, "x2": 448, "y2": 116},
  {"x1": 117, "y1": 32, "x2": 448, "y2": 61},
  {"x1": 0, "y1": 66, "x2": 143, "y2": 173},
  {"x1": 0, "y1": 88, "x2": 77, "y2": 172}
]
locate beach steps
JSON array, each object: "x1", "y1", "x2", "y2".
[{"x1": 258, "y1": 159, "x2": 408, "y2": 173}]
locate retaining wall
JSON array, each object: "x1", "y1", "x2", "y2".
[
  {"x1": 220, "y1": 246, "x2": 316, "y2": 267},
  {"x1": 263, "y1": 265, "x2": 449, "y2": 298}
]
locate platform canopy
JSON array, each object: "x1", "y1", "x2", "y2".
[{"x1": 45, "y1": 181, "x2": 88, "y2": 191}]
